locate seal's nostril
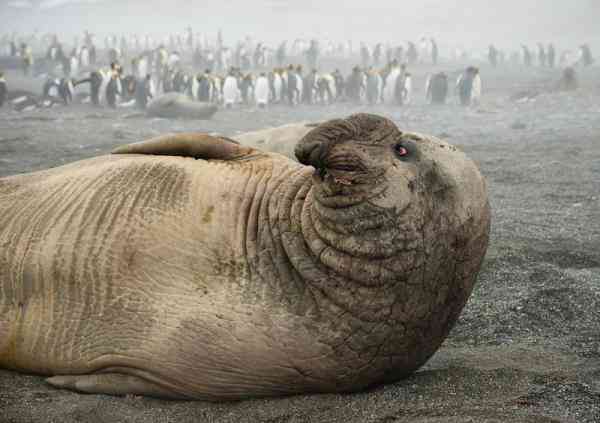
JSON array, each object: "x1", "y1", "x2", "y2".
[
  {"x1": 295, "y1": 141, "x2": 321, "y2": 166},
  {"x1": 309, "y1": 144, "x2": 324, "y2": 168}
]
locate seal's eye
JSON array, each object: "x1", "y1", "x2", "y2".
[{"x1": 394, "y1": 143, "x2": 409, "y2": 158}]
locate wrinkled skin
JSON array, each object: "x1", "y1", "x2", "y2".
[
  {"x1": 0, "y1": 114, "x2": 490, "y2": 401},
  {"x1": 146, "y1": 92, "x2": 218, "y2": 119}
]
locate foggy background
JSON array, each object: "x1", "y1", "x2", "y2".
[{"x1": 2, "y1": 0, "x2": 599, "y2": 50}]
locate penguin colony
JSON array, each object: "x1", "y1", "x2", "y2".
[{"x1": 0, "y1": 31, "x2": 592, "y2": 112}]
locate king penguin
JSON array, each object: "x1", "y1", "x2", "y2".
[{"x1": 254, "y1": 72, "x2": 269, "y2": 108}]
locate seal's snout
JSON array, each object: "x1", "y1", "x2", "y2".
[
  {"x1": 295, "y1": 140, "x2": 326, "y2": 169},
  {"x1": 294, "y1": 116, "x2": 358, "y2": 169},
  {"x1": 295, "y1": 113, "x2": 401, "y2": 174}
]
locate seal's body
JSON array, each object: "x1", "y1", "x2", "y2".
[{"x1": 0, "y1": 115, "x2": 490, "y2": 401}]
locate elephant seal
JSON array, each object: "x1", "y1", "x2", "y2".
[
  {"x1": 0, "y1": 114, "x2": 490, "y2": 401},
  {"x1": 146, "y1": 92, "x2": 218, "y2": 119}
]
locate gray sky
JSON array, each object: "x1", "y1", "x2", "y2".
[{"x1": 2, "y1": 0, "x2": 599, "y2": 49}]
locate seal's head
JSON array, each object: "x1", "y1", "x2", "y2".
[
  {"x1": 294, "y1": 113, "x2": 489, "y2": 285},
  {"x1": 295, "y1": 114, "x2": 421, "y2": 215}
]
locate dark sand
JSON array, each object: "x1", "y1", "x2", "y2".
[{"x1": 0, "y1": 64, "x2": 599, "y2": 422}]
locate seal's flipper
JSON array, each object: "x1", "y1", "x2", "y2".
[
  {"x1": 112, "y1": 133, "x2": 257, "y2": 161},
  {"x1": 46, "y1": 374, "x2": 186, "y2": 399}
]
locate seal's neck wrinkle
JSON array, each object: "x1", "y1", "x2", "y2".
[
  {"x1": 301, "y1": 187, "x2": 415, "y2": 287},
  {"x1": 309, "y1": 183, "x2": 399, "y2": 255},
  {"x1": 276, "y1": 174, "x2": 408, "y2": 323}
]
